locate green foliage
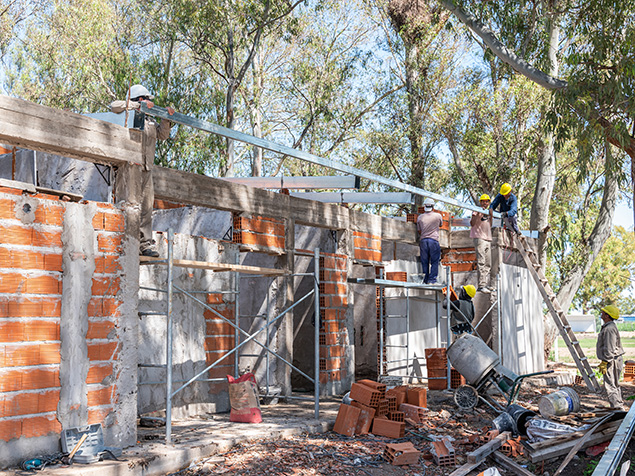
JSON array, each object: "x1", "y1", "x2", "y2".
[{"x1": 575, "y1": 226, "x2": 635, "y2": 312}]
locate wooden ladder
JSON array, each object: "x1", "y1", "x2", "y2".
[{"x1": 507, "y1": 227, "x2": 600, "y2": 392}]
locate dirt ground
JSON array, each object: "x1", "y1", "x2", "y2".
[{"x1": 170, "y1": 368, "x2": 635, "y2": 476}]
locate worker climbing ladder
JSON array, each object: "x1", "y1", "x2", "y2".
[{"x1": 508, "y1": 227, "x2": 601, "y2": 392}]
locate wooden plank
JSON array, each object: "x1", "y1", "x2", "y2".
[
  {"x1": 467, "y1": 431, "x2": 511, "y2": 463},
  {"x1": 448, "y1": 461, "x2": 483, "y2": 476},
  {"x1": 0, "y1": 95, "x2": 143, "y2": 166},
  {"x1": 528, "y1": 421, "x2": 621, "y2": 463},
  {"x1": 140, "y1": 256, "x2": 285, "y2": 276},
  {"x1": 489, "y1": 451, "x2": 536, "y2": 476}
]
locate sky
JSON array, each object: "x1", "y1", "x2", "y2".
[{"x1": 614, "y1": 200, "x2": 634, "y2": 231}]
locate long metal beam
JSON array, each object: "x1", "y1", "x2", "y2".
[
  {"x1": 289, "y1": 191, "x2": 412, "y2": 204},
  {"x1": 140, "y1": 103, "x2": 496, "y2": 215},
  {"x1": 221, "y1": 175, "x2": 359, "y2": 189},
  {"x1": 592, "y1": 406, "x2": 635, "y2": 476}
]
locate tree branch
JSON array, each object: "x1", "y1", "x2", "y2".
[{"x1": 440, "y1": 0, "x2": 568, "y2": 90}]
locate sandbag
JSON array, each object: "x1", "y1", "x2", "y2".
[{"x1": 227, "y1": 373, "x2": 262, "y2": 423}]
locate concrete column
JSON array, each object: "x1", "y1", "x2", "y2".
[
  {"x1": 275, "y1": 218, "x2": 295, "y2": 395},
  {"x1": 110, "y1": 164, "x2": 142, "y2": 447},
  {"x1": 336, "y1": 228, "x2": 355, "y2": 392}
]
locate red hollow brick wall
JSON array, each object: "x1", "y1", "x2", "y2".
[
  {"x1": 232, "y1": 214, "x2": 285, "y2": 250},
  {"x1": 203, "y1": 292, "x2": 236, "y2": 394},
  {"x1": 0, "y1": 186, "x2": 124, "y2": 444},
  {"x1": 352, "y1": 231, "x2": 381, "y2": 263}
]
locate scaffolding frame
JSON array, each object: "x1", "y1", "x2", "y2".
[{"x1": 139, "y1": 229, "x2": 322, "y2": 444}]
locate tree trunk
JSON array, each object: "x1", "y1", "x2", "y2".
[
  {"x1": 543, "y1": 143, "x2": 619, "y2": 362},
  {"x1": 251, "y1": 45, "x2": 263, "y2": 177},
  {"x1": 405, "y1": 41, "x2": 425, "y2": 210},
  {"x1": 531, "y1": 4, "x2": 559, "y2": 267}
]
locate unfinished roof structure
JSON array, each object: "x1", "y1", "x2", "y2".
[{"x1": 0, "y1": 94, "x2": 547, "y2": 467}]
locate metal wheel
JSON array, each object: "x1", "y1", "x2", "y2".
[{"x1": 454, "y1": 385, "x2": 479, "y2": 411}]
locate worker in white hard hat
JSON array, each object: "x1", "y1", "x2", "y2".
[
  {"x1": 489, "y1": 183, "x2": 521, "y2": 235},
  {"x1": 596, "y1": 305, "x2": 626, "y2": 409},
  {"x1": 416, "y1": 198, "x2": 443, "y2": 284},
  {"x1": 470, "y1": 194, "x2": 493, "y2": 293},
  {"x1": 443, "y1": 285, "x2": 475, "y2": 336},
  {"x1": 111, "y1": 85, "x2": 175, "y2": 257}
]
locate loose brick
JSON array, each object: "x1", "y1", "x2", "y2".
[
  {"x1": 372, "y1": 418, "x2": 404, "y2": 438},
  {"x1": 351, "y1": 402, "x2": 375, "y2": 435},
  {"x1": 407, "y1": 388, "x2": 427, "y2": 408},
  {"x1": 350, "y1": 383, "x2": 382, "y2": 407},
  {"x1": 357, "y1": 379, "x2": 387, "y2": 396},
  {"x1": 384, "y1": 442, "x2": 420, "y2": 466},
  {"x1": 333, "y1": 404, "x2": 361, "y2": 437},
  {"x1": 399, "y1": 403, "x2": 428, "y2": 424}
]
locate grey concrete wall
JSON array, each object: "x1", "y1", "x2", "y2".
[
  {"x1": 0, "y1": 150, "x2": 111, "y2": 201},
  {"x1": 138, "y1": 233, "x2": 238, "y2": 417}
]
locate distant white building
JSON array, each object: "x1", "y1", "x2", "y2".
[{"x1": 567, "y1": 314, "x2": 596, "y2": 333}]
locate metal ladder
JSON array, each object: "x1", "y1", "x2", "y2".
[{"x1": 507, "y1": 226, "x2": 601, "y2": 392}]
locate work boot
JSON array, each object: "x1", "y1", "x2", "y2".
[{"x1": 140, "y1": 244, "x2": 160, "y2": 258}]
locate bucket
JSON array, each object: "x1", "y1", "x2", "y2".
[
  {"x1": 506, "y1": 404, "x2": 537, "y2": 436},
  {"x1": 492, "y1": 412, "x2": 515, "y2": 433},
  {"x1": 538, "y1": 387, "x2": 580, "y2": 417}
]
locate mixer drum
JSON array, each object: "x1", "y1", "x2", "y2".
[{"x1": 447, "y1": 333, "x2": 500, "y2": 386}]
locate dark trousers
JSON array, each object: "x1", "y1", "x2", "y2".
[{"x1": 419, "y1": 238, "x2": 441, "y2": 284}]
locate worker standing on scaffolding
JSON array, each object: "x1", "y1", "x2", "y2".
[
  {"x1": 597, "y1": 305, "x2": 626, "y2": 409},
  {"x1": 443, "y1": 285, "x2": 476, "y2": 336},
  {"x1": 417, "y1": 198, "x2": 443, "y2": 284},
  {"x1": 470, "y1": 194, "x2": 493, "y2": 293},
  {"x1": 111, "y1": 85, "x2": 174, "y2": 257},
  {"x1": 489, "y1": 183, "x2": 521, "y2": 236}
]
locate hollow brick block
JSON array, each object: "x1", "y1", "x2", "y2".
[
  {"x1": 333, "y1": 404, "x2": 360, "y2": 437},
  {"x1": 351, "y1": 401, "x2": 376, "y2": 435},
  {"x1": 372, "y1": 418, "x2": 404, "y2": 438},
  {"x1": 407, "y1": 388, "x2": 427, "y2": 408}
]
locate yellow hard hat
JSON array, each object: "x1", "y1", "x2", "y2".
[
  {"x1": 500, "y1": 183, "x2": 512, "y2": 195},
  {"x1": 479, "y1": 194, "x2": 490, "y2": 201},
  {"x1": 462, "y1": 285, "x2": 476, "y2": 299},
  {"x1": 600, "y1": 305, "x2": 619, "y2": 320}
]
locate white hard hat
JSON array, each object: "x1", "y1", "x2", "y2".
[
  {"x1": 128, "y1": 84, "x2": 153, "y2": 100},
  {"x1": 423, "y1": 198, "x2": 435, "y2": 208}
]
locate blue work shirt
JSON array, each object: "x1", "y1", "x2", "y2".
[{"x1": 490, "y1": 193, "x2": 518, "y2": 217}]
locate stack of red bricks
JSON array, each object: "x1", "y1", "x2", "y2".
[
  {"x1": 318, "y1": 253, "x2": 348, "y2": 385},
  {"x1": 352, "y1": 231, "x2": 382, "y2": 263},
  {"x1": 333, "y1": 380, "x2": 427, "y2": 442},
  {"x1": 232, "y1": 214, "x2": 285, "y2": 250},
  {"x1": 426, "y1": 348, "x2": 448, "y2": 390},
  {"x1": 440, "y1": 247, "x2": 477, "y2": 273},
  {"x1": 624, "y1": 361, "x2": 635, "y2": 382},
  {"x1": 203, "y1": 292, "x2": 236, "y2": 393}
]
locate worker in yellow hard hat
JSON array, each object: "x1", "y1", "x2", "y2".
[
  {"x1": 596, "y1": 305, "x2": 625, "y2": 409},
  {"x1": 470, "y1": 194, "x2": 493, "y2": 293},
  {"x1": 443, "y1": 285, "x2": 475, "y2": 337},
  {"x1": 489, "y1": 183, "x2": 521, "y2": 235}
]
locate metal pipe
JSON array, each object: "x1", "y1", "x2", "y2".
[
  {"x1": 139, "y1": 286, "x2": 167, "y2": 293},
  {"x1": 497, "y1": 273, "x2": 502, "y2": 363},
  {"x1": 165, "y1": 229, "x2": 174, "y2": 444},
  {"x1": 171, "y1": 288, "x2": 316, "y2": 397},
  {"x1": 314, "y1": 248, "x2": 321, "y2": 419},
  {"x1": 234, "y1": 268, "x2": 239, "y2": 379},
  {"x1": 138, "y1": 363, "x2": 167, "y2": 368},
  {"x1": 265, "y1": 275, "x2": 270, "y2": 396},
  {"x1": 446, "y1": 267, "x2": 451, "y2": 390},
  {"x1": 140, "y1": 103, "x2": 502, "y2": 216},
  {"x1": 591, "y1": 404, "x2": 635, "y2": 476},
  {"x1": 379, "y1": 268, "x2": 385, "y2": 377}
]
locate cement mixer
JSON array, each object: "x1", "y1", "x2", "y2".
[{"x1": 447, "y1": 333, "x2": 553, "y2": 412}]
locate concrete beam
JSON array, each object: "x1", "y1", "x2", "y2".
[{"x1": 0, "y1": 95, "x2": 143, "y2": 166}]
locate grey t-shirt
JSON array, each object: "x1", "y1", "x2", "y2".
[{"x1": 417, "y1": 211, "x2": 443, "y2": 241}]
